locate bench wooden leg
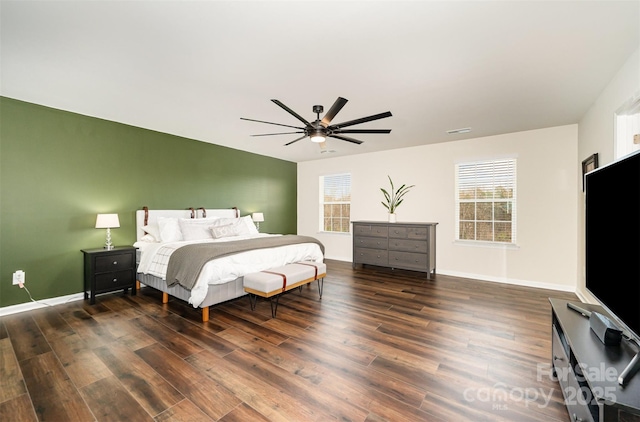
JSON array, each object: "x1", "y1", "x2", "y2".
[{"x1": 317, "y1": 277, "x2": 324, "y2": 299}]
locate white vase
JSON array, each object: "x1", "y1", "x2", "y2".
[{"x1": 388, "y1": 213, "x2": 397, "y2": 223}]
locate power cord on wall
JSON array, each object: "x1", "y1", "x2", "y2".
[{"x1": 17, "y1": 283, "x2": 77, "y2": 307}]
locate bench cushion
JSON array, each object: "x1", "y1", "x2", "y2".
[{"x1": 243, "y1": 261, "x2": 326, "y2": 298}]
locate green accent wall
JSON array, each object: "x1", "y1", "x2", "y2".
[{"x1": 0, "y1": 97, "x2": 297, "y2": 308}]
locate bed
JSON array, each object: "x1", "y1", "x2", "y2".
[{"x1": 134, "y1": 207, "x2": 324, "y2": 321}]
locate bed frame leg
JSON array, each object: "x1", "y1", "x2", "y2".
[
  {"x1": 317, "y1": 277, "x2": 324, "y2": 299},
  {"x1": 162, "y1": 292, "x2": 169, "y2": 304},
  {"x1": 202, "y1": 307, "x2": 209, "y2": 322},
  {"x1": 136, "y1": 280, "x2": 141, "y2": 290}
]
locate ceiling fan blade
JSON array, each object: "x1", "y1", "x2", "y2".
[
  {"x1": 329, "y1": 111, "x2": 392, "y2": 130},
  {"x1": 284, "y1": 135, "x2": 308, "y2": 146},
  {"x1": 240, "y1": 117, "x2": 304, "y2": 130},
  {"x1": 321, "y1": 97, "x2": 348, "y2": 127},
  {"x1": 251, "y1": 131, "x2": 305, "y2": 137},
  {"x1": 333, "y1": 129, "x2": 392, "y2": 134},
  {"x1": 329, "y1": 134, "x2": 364, "y2": 145},
  {"x1": 271, "y1": 100, "x2": 312, "y2": 127}
]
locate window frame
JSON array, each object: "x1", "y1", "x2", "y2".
[
  {"x1": 319, "y1": 173, "x2": 352, "y2": 234},
  {"x1": 455, "y1": 158, "x2": 517, "y2": 245}
]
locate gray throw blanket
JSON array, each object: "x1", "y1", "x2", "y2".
[{"x1": 165, "y1": 235, "x2": 325, "y2": 290}]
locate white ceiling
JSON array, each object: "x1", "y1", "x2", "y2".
[{"x1": 1, "y1": 1, "x2": 638, "y2": 163}]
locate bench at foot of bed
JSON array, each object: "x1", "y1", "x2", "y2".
[{"x1": 243, "y1": 261, "x2": 326, "y2": 318}]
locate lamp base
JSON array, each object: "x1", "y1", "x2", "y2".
[{"x1": 104, "y1": 228, "x2": 114, "y2": 250}]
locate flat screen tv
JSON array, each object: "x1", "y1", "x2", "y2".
[{"x1": 585, "y1": 148, "x2": 640, "y2": 385}]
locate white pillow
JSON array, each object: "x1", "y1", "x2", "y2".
[
  {"x1": 141, "y1": 224, "x2": 161, "y2": 242},
  {"x1": 157, "y1": 217, "x2": 183, "y2": 242},
  {"x1": 241, "y1": 215, "x2": 259, "y2": 235},
  {"x1": 211, "y1": 223, "x2": 241, "y2": 239},
  {"x1": 179, "y1": 217, "x2": 219, "y2": 241},
  {"x1": 139, "y1": 233, "x2": 157, "y2": 243}
]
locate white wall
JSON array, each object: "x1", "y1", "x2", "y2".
[
  {"x1": 298, "y1": 125, "x2": 579, "y2": 291},
  {"x1": 577, "y1": 48, "x2": 640, "y2": 301}
]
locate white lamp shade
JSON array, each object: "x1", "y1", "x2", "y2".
[
  {"x1": 252, "y1": 212, "x2": 264, "y2": 222},
  {"x1": 95, "y1": 213, "x2": 120, "y2": 229}
]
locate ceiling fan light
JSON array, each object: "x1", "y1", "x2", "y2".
[{"x1": 310, "y1": 129, "x2": 326, "y2": 143}]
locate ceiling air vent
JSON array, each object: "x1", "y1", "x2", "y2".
[{"x1": 446, "y1": 127, "x2": 471, "y2": 135}]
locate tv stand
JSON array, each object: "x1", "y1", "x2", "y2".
[{"x1": 549, "y1": 298, "x2": 640, "y2": 422}]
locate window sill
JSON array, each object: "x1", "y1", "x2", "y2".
[
  {"x1": 453, "y1": 240, "x2": 520, "y2": 250},
  {"x1": 317, "y1": 231, "x2": 351, "y2": 236}
]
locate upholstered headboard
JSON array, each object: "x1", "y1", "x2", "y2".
[{"x1": 135, "y1": 206, "x2": 240, "y2": 241}]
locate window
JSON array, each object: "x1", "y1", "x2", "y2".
[
  {"x1": 320, "y1": 173, "x2": 351, "y2": 233},
  {"x1": 615, "y1": 94, "x2": 640, "y2": 159},
  {"x1": 455, "y1": 158, "x2": 517, "y2": 244}
]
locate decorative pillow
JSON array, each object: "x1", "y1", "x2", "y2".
[
  {"x1": 157, "y1": 217, "x2": 183, "y2": 242},
  {"x1": 211, "y1": 223, "x2": 241, "y2": 239},
  {"x1": 142, "y1": 224, "x2": 161, "y2": 242},
  {"x1": 179, "y1": 217, "x2": 220, "y2": 241},
  {"x1": 210, "y1": 216, "x2": 258, "y2": 235}
]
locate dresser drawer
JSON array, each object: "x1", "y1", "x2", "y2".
[
  {"x1": 95, "y1": 253, "x2": 134, "y2": 273},
  {"x1": 353, "y1": 224, "x2": 388, "y2": 238},
  {"x1": 354, "y1": 236, "x2": 387, "y2": 250},
  {"x1": 388, "y1": 226, "x2": 428, "y2": 239},
  {"x1": 95, "y1": 270, "x2": 134, "y2": 291},
  {"x1": 388, "y1": 238, "x2": 428, "y2": 253},
  {"x1": 354, "y1": 248, "x2": 388, "y2": 266},
  {"x1": 389, "y1": 251, "x2": 428, "y2": 271}
]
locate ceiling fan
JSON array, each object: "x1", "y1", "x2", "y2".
[{"x1": 240, "y1": 97, "x2": 392, "y2": 147}]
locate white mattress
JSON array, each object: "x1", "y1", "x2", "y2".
[{"x1": 134, "y1": 234, "x2": 324, "y2": 307}]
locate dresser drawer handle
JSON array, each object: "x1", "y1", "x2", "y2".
[
  {"x1": 112, "y1": 261, "x2": 118, "y2": 265},
  {"x1": 112, "y1": 278, "x2": 118, "y2": 283}
]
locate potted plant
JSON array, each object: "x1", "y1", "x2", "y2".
[{"x1": 380, "y1": 175, "x2": 414, "y2": 222}]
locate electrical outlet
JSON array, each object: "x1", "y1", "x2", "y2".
[{"x1": 12, "y1": 270, "x2": 25, "y2": 286}]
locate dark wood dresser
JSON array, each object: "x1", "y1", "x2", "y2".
[{"x1": 352, "y1": 221, "x2": 437, "y2": 278}]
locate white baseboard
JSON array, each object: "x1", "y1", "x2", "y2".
[
  {"x1": 435, "y1": 269, "x2": 576, "y2": 293},
  {"x1": 0, "y1": 265, "x2": 577, "y2": 317},
  {"x1": 328, "y1": 258, "x2": 576, "y2": 293},
  {"x1": 0, "y1": 293, "x2": 85, "y2": 317}
]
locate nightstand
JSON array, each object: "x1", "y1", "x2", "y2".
[{"x1": 81, "y1": 246, "x2": 137, "y2": 304}]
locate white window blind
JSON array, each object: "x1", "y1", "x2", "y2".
[
  {"x1": 455, "y1": 159, "x2": 517, "y2": 244},
  {"x1": 319, "y1": 173, "x2": 351, "y2": 233}
]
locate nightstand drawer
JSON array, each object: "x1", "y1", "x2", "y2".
[
  {"x1": 95, "y1": 270, "x2": 134, "y2": 291},
  {"x1": 95, "y1": 253, "x2": 133, "y2": 272}
]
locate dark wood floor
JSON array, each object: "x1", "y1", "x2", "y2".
[{"x1": 1, "y1": 260, "x2": 577, "y2": 421}]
